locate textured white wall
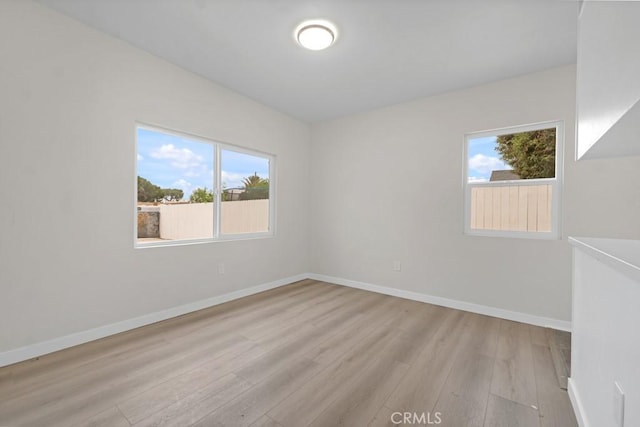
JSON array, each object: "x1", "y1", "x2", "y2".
[
  {"x1": 310, "y1": 65, "x2": 640, "y2": 323},
  {"x1": 0, "y1": 1, "x2": 310, "y2": 354},
  {"x1": 571, "y1": 246, "x2": 640, "y2": 427},
  {"x1": 576, "y1": 1, "x2": 640, "y2": 159}
]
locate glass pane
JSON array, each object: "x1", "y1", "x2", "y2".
[
  {"x1": 467, "y1": 128, "x2": 556, "y2": 183},
  {"x1": 467, "y1": 127, "x2": 556, "y2": 233},
  {"x1": 220, "y1": 149, "x2": 270, "y2": 235},
  {"x1": 136, "y1": 127, "x2": 214, "y2": 243},
  {"x1": 469, "y1": 184, "x2": 553, "y2": 232}
]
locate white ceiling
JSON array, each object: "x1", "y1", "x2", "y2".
[{"x1": 38, "y1": 0, "x2": 578, "y2": 123}]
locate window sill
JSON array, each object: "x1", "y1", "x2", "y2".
[
  {"x1": 135, "y1": 232, "x2": 274, "y2": 249},
  {"x1": 464, "y1": 229, "x2": 560, "y2": 240}
]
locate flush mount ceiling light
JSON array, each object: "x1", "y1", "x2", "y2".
[{"x1": 295, "y1": 20, "x2": 337, "y2": 51}]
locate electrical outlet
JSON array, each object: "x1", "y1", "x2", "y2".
[
  {"x1": 218, "y1": 262, "x2": 225, "y2": 275},
  {"x1": 614, "y1": 381, "x2": 625, "y2": 427},
  {"x1": 393, "y1": 261, "x2": 401, "y2": 272}
]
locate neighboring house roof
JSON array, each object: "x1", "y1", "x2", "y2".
[
  {"x1": 490, "y1": 170, "x2": 521, "y2": 181},
  {"x1": 225, "y1": 187, "x2": 245, "y2": 201}
]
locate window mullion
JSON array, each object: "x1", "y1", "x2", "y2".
[{"x1": 214, "y1": 144, "x2": 221, "y2": 240}]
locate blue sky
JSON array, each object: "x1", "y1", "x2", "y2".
[
  {"x1": 467, "y1": 136, "x2": 510, "y2": 182},
  {"x1": 137, "y1": 128, "x2": 269, "y2": 200}
]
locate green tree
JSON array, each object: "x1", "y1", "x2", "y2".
[
  {"x1": 242, "y1": 173, "x2": 264, "y2": 189},
  {"x1": 161, "y1": 188, "x2": 184, "y2": 201},
  {"x1": 137, "y1": 176, "x2": 163, "y2": 202},
  {"x1": 189, "y1": 187, "x2": 213, "y2": 203},
  {"x1": 495, "y1": 129, "x2": 556, "y2": 179},
  {"x1": 239, "y1": 173, "x2": 269, "y2": 200},
  {"x1": 137, "y1": 176, "x2": 184, "y2": 202}
]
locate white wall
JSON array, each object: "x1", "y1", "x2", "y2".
[
  {"x1": 570, "y1": 245, "x2": 640, "y2": 427},
  {"x1": 576, "y1": 1, "x2": 640, "y2": 159},
  {"x1": 0, "y1": 1, "x2": 310, "y2": 356},
  {"x1": 3, "y1": 1, "x2": 639, "y2": 365},
  {"x1": 310, "y1": 65, "x2": 640, "y2": 324}
]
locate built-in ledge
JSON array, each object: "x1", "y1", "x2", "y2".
[{"x1": 569, "y1": 237, "x2": 640, "y2": 283}]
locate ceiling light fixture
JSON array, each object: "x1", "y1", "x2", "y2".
[{"x1": 295, "y1": 20, "x2": 337, "y2": 51}]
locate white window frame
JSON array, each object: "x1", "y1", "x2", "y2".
[
  {"x1": 463, "y1": 120, "x2": 563, "y2": 240},
  {"x1": 134, "y1": 123, "x2": 276, "y2": 248}
]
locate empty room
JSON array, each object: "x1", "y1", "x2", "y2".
[{"x1": 1, "y1": 1, "x2": 639, "y2": 426}]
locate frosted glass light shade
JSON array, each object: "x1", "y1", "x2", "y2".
[{"x1": 296, "y1": 21, "x2": 337, "y2": 51}]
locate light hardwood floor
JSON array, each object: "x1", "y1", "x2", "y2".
[{"x1": 0, "y1": 280, "x2": 577, "y2": 427}]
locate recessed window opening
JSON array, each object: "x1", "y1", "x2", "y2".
[
  {"x1": 135, "y1": 125, "x2": 275, "y2": 247},
  {"x1": 463, "y1": 121, "x2": 563, "y2": 239}
]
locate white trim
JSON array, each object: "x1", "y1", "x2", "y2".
[
  {"x1": 0, "y1": 272, "x2": 572, "y2": 368},
  {"x1": 268, "y1": 155, "x2": 277, "y2": 235},
  {"x1": 218, "y1": 147, "x2": 276, "y2": 239},
  {"x1": 134, "y1": 123, "x2": 276, "y2": 248},
  {"x1": 135, "y1": 121, "x2": 275, "y2": 158},
  {"x1": 464, "y1": 227, "x2": 559, "y2": 241},
  {"x1": 465, "y1": 120, "x2": 565, "y2": 139},
  {"x1": 467, "y1": 178, "x2": 554, "y2": 188},
  {"x1": 463, "y1": 120, "x2": 564, "y2": 240},
  {"x1": 0, "y1": 274, "x2": 307, "y2": 368},
  {"x1": 307, "y1": 273, "x2": 572, "y2": 331},
  {"x1": 569, "y1": 236, "x2": 640, "y2": 284},
  {"x1": 568, "y1": 378, "x2": 589, "y2": 427},
  {"x1": 214, "y1": 144, "x2": 221, "y2": 239}
]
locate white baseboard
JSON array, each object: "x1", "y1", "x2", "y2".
[
  {"x1": 0, "y1": 271, "x2": 571, "y2": 368},
  {"x1": 0, "y1": 273, "x2": 308, "y2": 368},
  {"x1": 568, "y1": 378, "x2": 588, "y2": 427},
  {"x1": 308, "y1": 273, "x2": 572, "y2": 331}
]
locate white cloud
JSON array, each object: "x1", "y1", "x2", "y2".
[
  {"x1": 173, "y1": 178, "x2": 192, "y2": 187},
  {"x1": 151, "y1": 144, "x2": 204, "y2": 169},
  {"x1": 468, "y1": 176, "x2": 488, "y2": 183},
  {"x1": 221, "y1": 171, "x2": 245, "y2": 189},
  {"x1": 184, "y1": 167, "x2": 209, "y2": 178},
  {"x1": 137, "y1": 153, "x2": 144, "y2": 161},
  {"x1": 468, "y1": 154, "x2": 508, "y2": 175},
  {"x1": 172, "y1": 179, "x2": 194, "y2": 198}
]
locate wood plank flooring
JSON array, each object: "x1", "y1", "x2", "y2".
[{"x1": 0, "y1": 280, "x2": 577, "y2": 427}]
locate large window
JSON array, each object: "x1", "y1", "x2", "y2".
[
  {"x1": 463, "y1": 121, "x2": 563, "y2": 239},
  {"x1": 135, "y1": 125, "x2": 274, "y2": 247}
]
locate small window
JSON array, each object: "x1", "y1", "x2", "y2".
[
  {"x1": 463, "y1": 121, "x2": 563, "y2": 239},
  {"x1": 135, "y1": 125, "x2": 275, "y2": 247}
]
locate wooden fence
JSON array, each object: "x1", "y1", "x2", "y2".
[
  {"x1": 219, "y1": 199, "x2": 269, "y2": 235},
  {"x1": 470, "y1": 184, "x2": 552, "y2": 232},
  {"x1": 157, "y1": 199, "x2": 269, "y2": 240}
]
